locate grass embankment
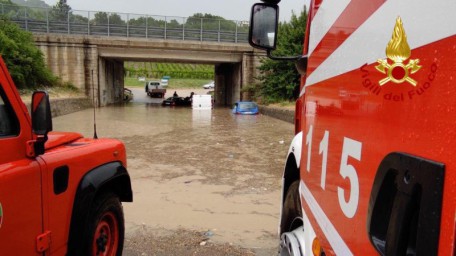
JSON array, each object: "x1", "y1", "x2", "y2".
[
  {"x1": 19, "y1": 86, "x2": 85, "y2": 103},
  {"x1": 125, "y1": 77, "x2": 213, "y2": 89},
  {"x1": 268, "y1": 101, "x2": 295, "y2": 110}
]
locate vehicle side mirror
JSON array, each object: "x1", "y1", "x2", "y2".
[
  {"x1": 248, "y1": 3, "x2": 304, "y2": 62},
  {"x1": 249, "y1": 3, "x2": 279, "y2": 50},
  {"x1": 32, "y1": 91, "x2": 52, "y2": 136}
]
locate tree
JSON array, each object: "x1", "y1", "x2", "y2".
[
  {"x1": 0, "y1": 18, "x2": 56, "y2": 88},
  {"x1": 107, "y1": 13, "x2": 125, "y2": 25},
  {"x1": 185, "y1": 13, "x2": 238, "y2": 31},
  {"x1": 91, "y1": 12, "x2": 125, "y2": 25},
  {"x1": 257, "y1": 7, "x2": 307, "y2": 102},
  {"x1": 10, "y1": 0, "x2": 49, "y2": 8},
  {"x1": 50, "y1": 0, "x2": 71, "y2": 21},
  {"x1": 91, "y1": 12, "x2": 108, "y2": 25}
]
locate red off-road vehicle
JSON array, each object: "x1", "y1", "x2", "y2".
[{"x1": 0, "y1": 56, "x2": 132, "y2": 255}]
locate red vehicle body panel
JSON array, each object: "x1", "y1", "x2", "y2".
[
  {"x1": 0, "y1": 55, "x2": 128, "y2": 255},
  {"x1": 295, "y1": 0, "x2": 456, "y2": 254}
]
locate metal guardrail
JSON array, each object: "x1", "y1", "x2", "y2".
[{"x1": 1, "y1": 4, "x2": 249, "y2": 43}]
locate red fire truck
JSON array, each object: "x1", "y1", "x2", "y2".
[
  {"x1": 0, "y1": 55, "x2": 132, "y2": 255},
  {"x1": 250, "y1": 0, "x2": 455, "y2": 255}
]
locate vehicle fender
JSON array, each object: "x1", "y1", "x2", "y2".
[
  {"x1": 282, "y1": 131, "x2": 302, "y2": 200},
  {"x1": 279, "y1": 132, "x2": 302, "y2": 232},
  {"x1": 67, "y1": 161, "x2": 132, "y2": 254},
  {"x1": 286, "y1": 132, "x2": 302, "y2": 166},
  {"x1": 280, "y1": 132, "x2": 317, "y2": 256}
]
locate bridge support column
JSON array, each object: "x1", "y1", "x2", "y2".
[
  {"x1": 98, "y1": 58, "x2": 125, "y2": 106},
  {"x1": 35, "y1": 35, "x2": 99, "y2": 107},
  {"x1": 214, "y1": 63, "x2": 241, "y2": 107}
]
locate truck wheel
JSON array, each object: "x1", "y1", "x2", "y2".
[
  {"x1": 280, "y1": 180, "x2": 302, "y2": 233},
  {"x1": 279, "y1": 180, "x2": 305, "y2": 256},
  {"x1": 85, "y1": 193, "x2": 124, "y2": 256}
]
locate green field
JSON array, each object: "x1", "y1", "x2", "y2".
[
  {"x1": 125, "y1": 62, "x2": 214, "y2": 80},
  {"x1": 125, "y1": 77, "x2": 213, "y2": 89}
]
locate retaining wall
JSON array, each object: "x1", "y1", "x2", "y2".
[
  {"x1": 28, "y1": 97, "x2": 294, "y2": 123},
  {"x1": 26, "y1": 97, "x2": 93, "y2": 118},
  {"x1": 49, "y1": 98, "x2": 93, "y2": 117},
  {"x1": 258, "y1": 105, "x2": 295, "y2": 124}
]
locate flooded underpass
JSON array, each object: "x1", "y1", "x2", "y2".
[{"x1": 53, "y1": 90, "x2": 294, "y2": 255}]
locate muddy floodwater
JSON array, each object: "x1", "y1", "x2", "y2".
[{"x1": 53, "y1": 89, "x2": 294, "y2": 255}]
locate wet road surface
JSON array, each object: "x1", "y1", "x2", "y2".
[{"x1": 53, "y1": 88, "x2": 294, "y2": 255}]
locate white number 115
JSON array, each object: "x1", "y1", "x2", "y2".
[{"x1": 306, "y1": 126, "x2": 362, "y2": 218}]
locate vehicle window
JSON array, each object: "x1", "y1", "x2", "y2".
[
  {"x1": 239, "y1": 102, "x2": 257, "y2": 110},
  {"x1": 0, "y1": 86, "x2": 19, "y2": 137}
]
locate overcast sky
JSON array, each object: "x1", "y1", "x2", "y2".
[{"x1": 42, "y1": 0, "x2": 308, "y2": 22}]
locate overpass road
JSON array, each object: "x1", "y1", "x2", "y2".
[{"x1": 52, "y1": 99, "x2": 294, "y2": 255}]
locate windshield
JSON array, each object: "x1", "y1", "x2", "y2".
[{"x1": 238, "y1": 102, "x2": 257, "y2": 110}]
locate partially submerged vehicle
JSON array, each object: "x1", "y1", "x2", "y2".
[
  {"x1": 162, "y1": 96, "x2": 190, "y2": 106},
  {"x1": 192, "y1": 94, "x2": 212, "y2": 110},
  {"x1": 232, "y1": 101, "x2": 259, "y2": 115},
  {"x1": 123, "y1": 88, "x2": 133, "y2": 102}
]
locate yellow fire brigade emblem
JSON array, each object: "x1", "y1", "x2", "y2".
[{"x1": 376, "y1": 17, "x2": 421, "y2": 86}]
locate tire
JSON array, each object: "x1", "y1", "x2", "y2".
[
  {"x1": 280, "y1": 180, "x2": 302, "y2": 233},
  {"x1": 84, "y1": 192, "x2": 124, "y2": 256}
]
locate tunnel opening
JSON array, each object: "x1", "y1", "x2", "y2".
[{"x1": 98, "y1": 58, "x2": 243, "y2": 107}]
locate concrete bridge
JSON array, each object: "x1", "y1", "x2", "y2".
[
  {"x1": 1, "y1": 3, "x2": 264, "y2": 106},
  {"x1": 0, "y1": 4, "x2": 264, "y2": 106},
  {"x1": 34, "y1": 33, "x2": 263, "y2": 107}
]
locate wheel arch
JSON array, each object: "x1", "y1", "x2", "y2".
[
  {"x1": 282, "y1": 131, "x2": 302, "y2": 203},
  {"x1": 282, "y1": 154, "x2": 300, "y2": 204},
  {"x1": 67, "y1": 161, "x2": 132, "y2": 254},
  {"x1": 280, "y1": 132, "x2": 303, "y2": 234}
]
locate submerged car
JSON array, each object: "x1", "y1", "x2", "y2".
[
  {"x1": 232, "y1": 101, "x2": 259, "y2": 115},
  {"x1": 162, "y1": 97, "x2": 185, "y2": 106},
  {"x1": 162, "y1": 93, "x2": 194, "y2": 107},
  {"x1": 123, "y1": 88, "x2": 133, "y2": 102}
]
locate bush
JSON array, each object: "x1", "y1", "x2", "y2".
[{"x1": 0, "y1": 17, "x2": 57, "y2": 89}]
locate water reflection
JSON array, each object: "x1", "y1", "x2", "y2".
[
  {"x1": 192, "y1": 109, "x2": 212, "y2": 128},
  {"x1": 231, "y1": 113, "x2": 259, "y2": 126}
]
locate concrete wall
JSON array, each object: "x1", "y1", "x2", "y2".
[
  {"x1": 36, "y1": 36, "x2": 98, "y2": 92},
  {"x1": 25, "y1": 97, "x2": 93, "y2": 118},
  {"x1": 50, "y1": 98, "x2": 93, "y2": 117},
  {"x1": 98, "y1": 58, "x2": 125, "y2": 106},
  {"x1": 242, "y1": 50, "x2": 265, "y2": 87},
  {"x1": 258, "y1": 105, "x2": 295, "y2": 124}
]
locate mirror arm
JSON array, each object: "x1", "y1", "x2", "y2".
[
  {"x1": 267, "y1": 50, "x2": 306, "y2": 61},
  {"x1": 34, "y1": 134, "x2": 48, "y2": 156},
  {"x1": 266, "y1": 51, "x2": 309, "y2": 75}
]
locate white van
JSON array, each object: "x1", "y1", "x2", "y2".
[{"x1": 192, "y1": 95, "x2": 212, "y2": 109}]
